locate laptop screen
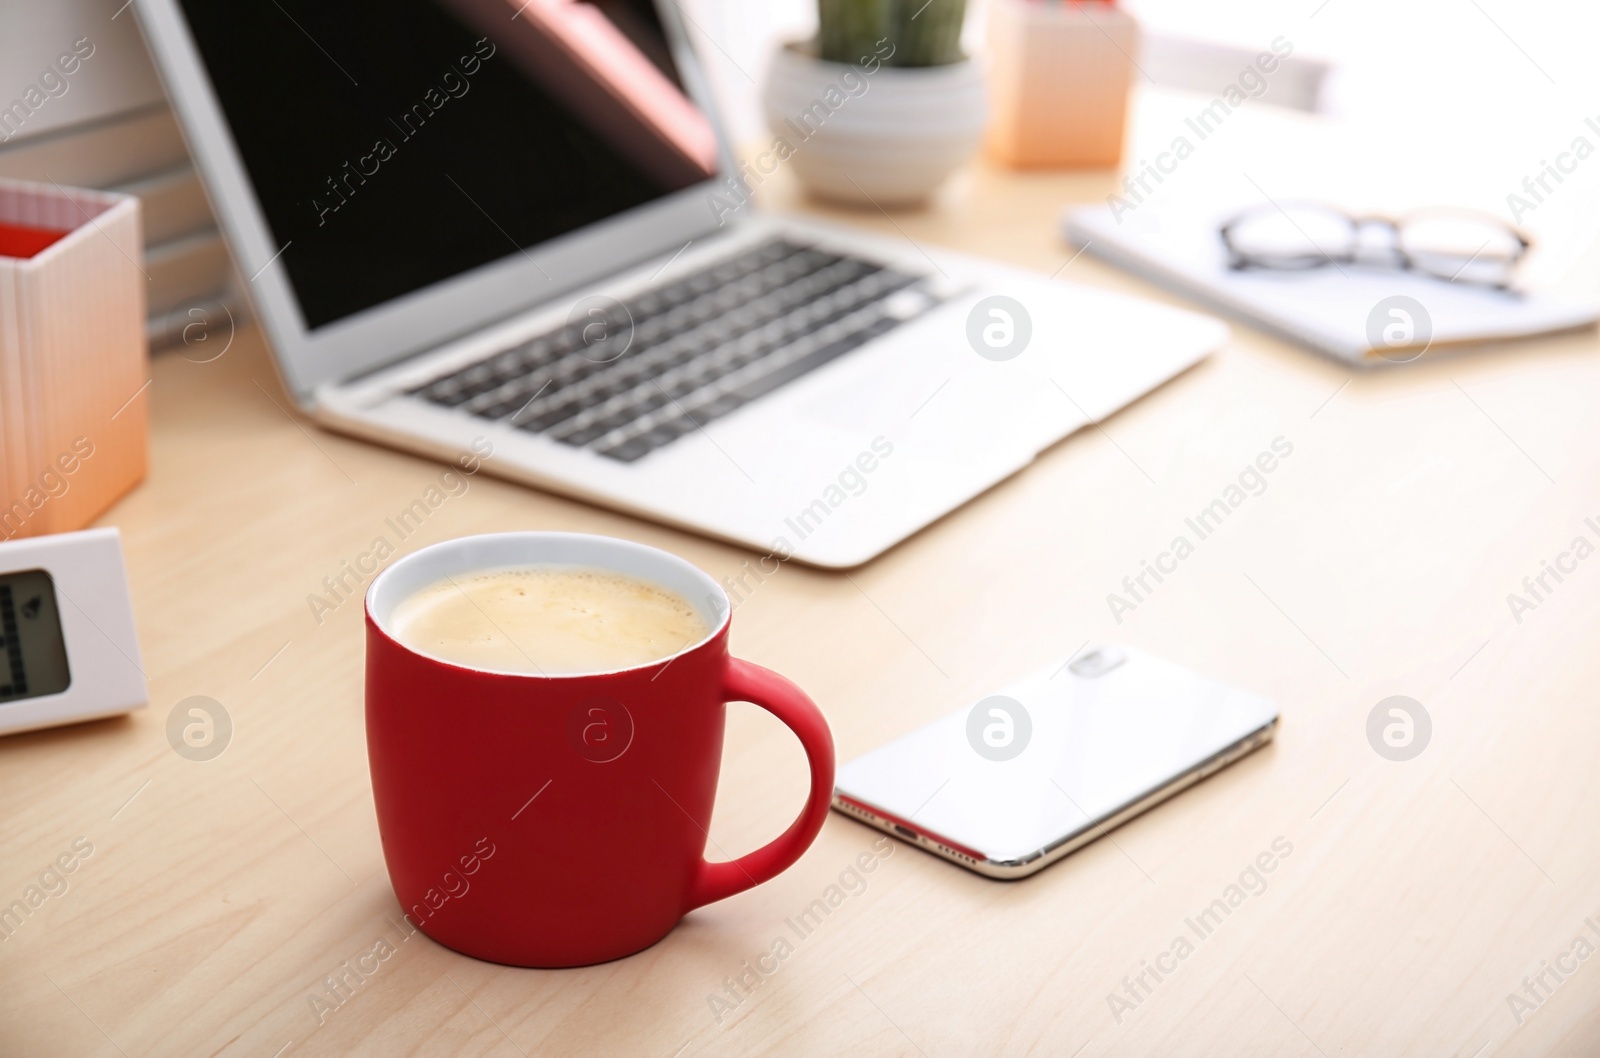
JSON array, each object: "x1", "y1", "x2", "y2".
[{"x1": 176, "y1": 0, "x2": 720, "y2": 331}]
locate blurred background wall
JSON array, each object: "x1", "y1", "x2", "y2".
[{"x1": 3, "y1": 0, "x2": 1593, "y2": 346}]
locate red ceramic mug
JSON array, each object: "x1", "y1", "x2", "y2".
[{"x1": 364, "y1": 532, "x2": 835, "y2": 967}]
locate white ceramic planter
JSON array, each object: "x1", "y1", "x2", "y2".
[{"x1": 760, "y1": 43, "x2": 987, "y2": 208}]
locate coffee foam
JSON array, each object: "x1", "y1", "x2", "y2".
[{"x1": 388, "y1": 564, "x2": 711, "y2": 676}]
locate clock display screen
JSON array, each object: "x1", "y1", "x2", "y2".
[{"x1": 0, "y1": 569, "x2": 72, "y2": 703}]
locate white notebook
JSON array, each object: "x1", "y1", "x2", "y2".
[{"x1": 1064, "y1": 203, "x2": 1599, "y2": 366}]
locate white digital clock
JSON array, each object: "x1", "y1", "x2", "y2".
[{"x1": 0, "y1": 527, "x2": 146, "y2": 735}]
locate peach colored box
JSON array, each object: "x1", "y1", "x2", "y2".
[
  {"x1": 985, "y1": 0, "x2": 1139, "y2": 169},
  {"x1": 0, "y1": 179, "x2": 147, "y2": 540}
]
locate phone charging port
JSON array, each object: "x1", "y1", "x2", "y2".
[{"x1": 892, "y1": 824, "x2": 918, "y2": 840}]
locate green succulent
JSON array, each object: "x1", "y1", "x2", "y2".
[{"x1": 816, "y1": 0, "x2": 967, "y2": 67}]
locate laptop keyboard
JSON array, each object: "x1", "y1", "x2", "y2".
[{"x1": 408, "y1": 237, "x2": 936, "y2": 463}]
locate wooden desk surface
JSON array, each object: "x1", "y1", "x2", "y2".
[{"x1": 5, "y1": 95, "x2": 1600, "y2": 1058}]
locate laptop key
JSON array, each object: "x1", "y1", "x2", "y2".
[
  {"x1": 423, "y1": 383, "x2": 473, "y2": 406},
  {"x1": 601, "y1": 437, "x2": 655, "y2": 463}
]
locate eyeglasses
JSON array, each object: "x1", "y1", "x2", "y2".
[{"x1": 1219, "y1": 204, "x2": 1531, "y2": 288}]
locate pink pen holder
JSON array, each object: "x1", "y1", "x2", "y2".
[
  {"x1": 985, "y1": 0, "x2": 1139, "y2": 169},
  {"x1": 0, "y1": 179, "x2": 147, "y2": 540}
]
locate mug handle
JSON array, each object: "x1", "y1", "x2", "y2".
[{"x1": 686, "y1": 657, "x2": 836, "y2": 910}]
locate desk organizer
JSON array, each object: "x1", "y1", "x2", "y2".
[
  {"x1": 0, "y1": 178, "x2": 147, "y2": 540},
  {"x1": 985, "y1": 0, "x2": 1139, "y2": 169}
]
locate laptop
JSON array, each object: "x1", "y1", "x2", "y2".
[{"x1": 134, "y1": 0, "x2": 1227, "y2": 568}]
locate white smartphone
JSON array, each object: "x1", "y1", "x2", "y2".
[{"x1": 832, "y1": 645, "x2": 1279, "y2": 879}]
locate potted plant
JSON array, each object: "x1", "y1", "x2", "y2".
[{"x1": 760, "y1": 0, "x2": 986, "y2": 207}]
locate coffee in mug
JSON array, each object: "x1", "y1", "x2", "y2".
[{"x1": 388, "y1": 566, "x2": 709, "y2": 675}]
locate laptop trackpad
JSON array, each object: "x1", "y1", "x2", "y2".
[{"x1": 799, "y1": 355, "x2": 1071, "y2": 462}]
